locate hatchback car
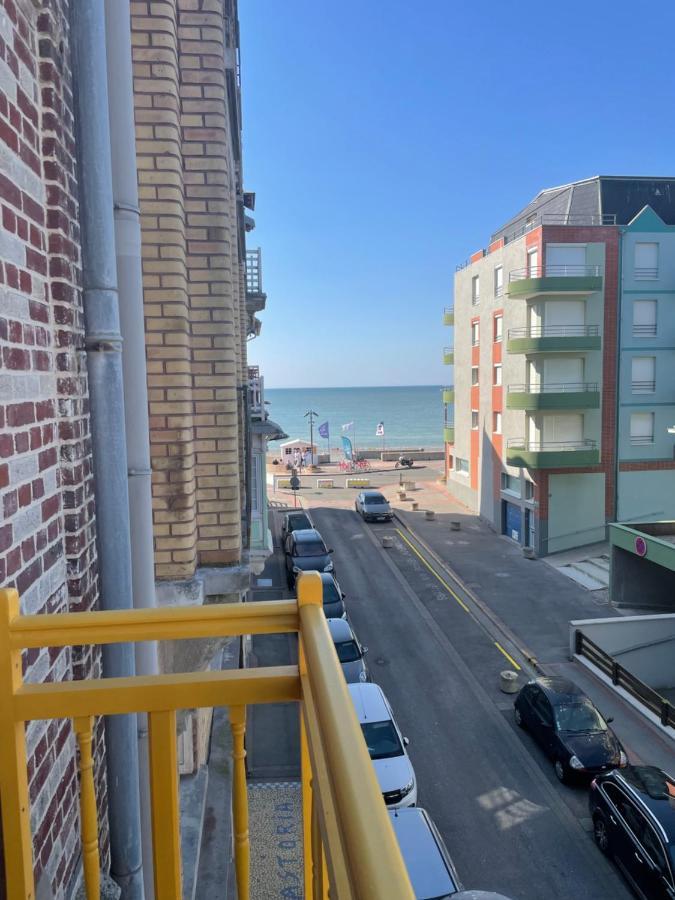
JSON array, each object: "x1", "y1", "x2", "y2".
[
  {"x1": 389, "y1": 807, "x2": 461, "y2": 898},
  {"x1": 280, "y1": 509, "x2": 313, "y2": 541},
  {"x1": 320, "y1": 573, "x2": 346, "y2": 619},
  {"x1": 590, "y1": 765, "x2": 675, "y2": 899},
  {"x1": 514, "y1": 677, "x2": 627, "y2": 783},
  {"x1": 355, "y1": 490, "x2": 393, "y2": 522},
  {"x1": 349, "y1": 682, "x2": 417, "y2": 808},
  {"x1": 327, "y1": 618, "x2": 369, "y2": 682},
  {"x1": 284, "y1": 528, "x2": 334, "y2": 588}
]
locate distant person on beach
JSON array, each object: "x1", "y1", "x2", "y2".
[{"x1": 301, "y1": 448, "x2": 309, "y2": 468}]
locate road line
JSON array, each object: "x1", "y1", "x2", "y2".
[
  {"x1": 395, "y1": 528, "x2": 470, "y2": 612},
  {"x1": 494, "y1": 641, "x2": 521, "y2": 671}
]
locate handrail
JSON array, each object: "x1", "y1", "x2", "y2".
[
  {"x1": 507, "y1": 382, "x2": 598, "y2": 394},
  {"x1": 509, "y1": 265, "x2": 601, "y2": 281},
  {"x1": 508, "y1": 325, "x2": 599, "y2": 339},
  {"x1": 507, "y1": 438, "x2": 597, "y2": 451},
  {"x1": 575, "y1": 630, "x2": 675, "y2": 728},
  {"x1": 0, "y1": 581, "x2": 415, "y2": 900},
  {"x1": 631, "y1": 380, "x2": 656, "y2": 393}
]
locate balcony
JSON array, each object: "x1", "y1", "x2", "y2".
[
  {"x1": 442, "y1": 386, "x2": 454, "y2": 404},
  {"x1": 507, "y1": 325, "x2": 600, "y2": 354},
  {"x1": 506, "y1": 438, "x2": 600, "y2": 469},
  {"x1": 443, "y1": 424, "x2": 455, "y2": 444},
  {"x1": 0, "y1": 578, "x2": 415, "y2": 900},
  {"x1": 247, "y1": 365, "x2": 264, "y2": 418},
  {"x1": 506, "y1": 382, "x2": 600, "y2": 411},
  {"x1": 507, "y1": 265, "x2": 603, "y2": 300},
  {"x1": 443, "y1": 347, "x2": 454, "y2": 365},
  {"x1": 245, "y1": 247, "x2": 267, "y2": 313},
  {"x1": 443, "y1": 306, "x2": 454, "y2": 326}
]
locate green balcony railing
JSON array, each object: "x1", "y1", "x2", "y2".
[
  {"x1": 443, "y1": 424, "x2": 455, "y2": 444},
  {"x1": 443, "y1": 307, "x2": 454, "y2": 326},
  {"x1": 506, "y1": 438, "x2": 599, "y2": 469},
  {"x1": 507, "y1": 265, "x2": 603, "y2": 299},
  {"x1": 443, "y1": 347, "x2": 454, "y2": 365},
  {"x1": 507, "y1": 325, "x2": 601, "y2": 354},
  {"x1": 506, "y1": 382, "x2": 599, "y2": 411},
  {"x1": 442, "y1": 387, "x2": 454, "y2": 404}
]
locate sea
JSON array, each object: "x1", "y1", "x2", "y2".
[{"x1": 264, "y1": 385, "x2": 445, "y2": 453}]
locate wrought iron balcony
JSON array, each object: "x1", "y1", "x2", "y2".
[
  {"x1": 506, "y1": 382, "x2": 600, "y2": 410},
  {"x1": 247, "y1": 365, "x2": 264, "y2": 418},
  {"x1": 506, "y1": 438, "x2": 600, "y2": 469},
  {"x1": 507, "y1": 325, "x2": 600, "y2": 354},
  {"x1": 245, "y1": 247, "x2": 266, "y2": 313},
  {"x1": 0, "y1": 578, "x2": 415, "y2": 900},
  {"x1": 507, "y1": 265, "x2": 603, "y2": 299}
]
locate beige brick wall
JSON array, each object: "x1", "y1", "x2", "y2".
[{"x1": 131, "y1": 0, "x2": 247, "y2": 581}]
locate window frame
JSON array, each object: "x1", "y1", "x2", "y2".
[
  {"x1": 471, "y1": 321, "x2": 480, "y2": 346},
  {"x1": 471, "y1": 366, "x2": 479, "y2": 386},
  {"x1": 471, "y1": 410, "x2": 479, "y2": 430},
  {"x1": 634, "y1": 241, "x2": 659, "y2": 280},
  {"x1": 471, "y1": 274, "x2": 480, "y2": 304},
  {"x1": 493, "y1": 363, "x2": 502, "y2": 386},
  {"x1": 494, "y1": 266, "x2": 503, "y2": 298},
  {"x1": 630, "y1": 411, "x2": 655, "y2": 445},
  {"x1": 632, "y1": 299, "x2": 658, "y2": 338},
  {"x1": 631, "y1": 356, "x2": 656, "y2": 394},
  {"x1": 494, "y1": 314, "x2": 503, "y2": 342},
  {"x1": 493, "y1": 411, "x2": 502, "y2": 434}
]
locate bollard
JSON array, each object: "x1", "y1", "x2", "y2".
[
  {"x1": 398, "y1": 491, "x2": 406, "y2": 501},
  {"x1": 381, "y1": 536, "x2": 394, "y2": 549},
  {"x1": 450, "y1": 521, "x2": 461, "y2": 531},
  {"x1": 523, "y1": 546, "x2": 535, "y2": 560},
  {"x1": 425, "y1": 510, "x2": 435, "y2": 521},
  {"x1": 500, "y1": 670, "x2": 519, "y2": 694},
  {"x1": 411, "y1": 501, "x2": 419, "y2": 511}
]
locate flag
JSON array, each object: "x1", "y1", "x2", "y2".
[
  {"x1": 318, "y1": 421, "x2": 329, "y2": 439},
  {"x1": 376, "y1": 422, "x2": 385, "y2": 437},
  {"x1": 341, "y1": 436, "x2": 354, "y2": 460},
  {"x1": 341, "y1": 421, "x2": 353, "y2": 432}
]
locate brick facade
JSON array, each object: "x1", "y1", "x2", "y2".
[
  {"x1": 131, "y1": 0, "x2": 247, "y2": 583},
  {"x1": 0, "y1": 1, "x2": 108, "y2": 895}
]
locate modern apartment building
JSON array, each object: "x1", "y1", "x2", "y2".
[{"x1": 444, "y1": 176, "x2": 675, "y2": 556}]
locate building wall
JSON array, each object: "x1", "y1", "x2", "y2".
[
  {"x1": 0, "y1": 1, "x2": 108, "y2": 894},
  {"x1": 547, "y1": 473, "x2": 606, "y2": 554}
]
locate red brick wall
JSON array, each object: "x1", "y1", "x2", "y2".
[{"x1": 1, "y1": 2, "x2": 108, "y2": 894}]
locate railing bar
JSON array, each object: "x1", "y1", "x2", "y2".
[
  {"x1": 14, "y1": 666, "x2": 300, "y2": 721},
  {"x1": 74, "y1": 716, "x2": 100, "y2": 900},
  {"x1": 148, "y1": 710, "x2": 182, "y2": 900},
  {"x1": 230, "y1": 706, "x2": 250, "y2": 900}
]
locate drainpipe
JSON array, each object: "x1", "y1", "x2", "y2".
[
  {"x1": 71, "y1": 2, "x2": 144, "y2": 898},
  {"x1": 613, "y1": 230, "x2": 625, "y2": 527},
  {"x1": 104, "y1": 1, "x2": 158, "y2": 896}
]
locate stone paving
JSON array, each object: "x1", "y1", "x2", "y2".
[{"x1": 249, "y1": 781, "x2": 303, "y2": 899}]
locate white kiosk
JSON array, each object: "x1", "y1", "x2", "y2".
[{"x1": 279, "y1": 438, "x2": 318, "y2": 467}]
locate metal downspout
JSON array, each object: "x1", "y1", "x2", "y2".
[
  {"x1": 104, "y1": 1, "x2": 158, "y2": 896},
  {"x1": 71, "y1": 2, "x2": 144, "y2": 897},
  {"x1": 614, "y1": 230, "x2": 625, "y2": 526}
]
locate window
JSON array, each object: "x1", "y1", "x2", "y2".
[
  {"x1": 630, "y1": 412, "x2": 654, "y2": 445},
  {"x1": 545, "y1": 244, "x2": 586, "y2": 276},
  {"x1": 493, "y1": 411, "x2": 502, "y2": 433},
  {"x1": 493, "y1": 364, "x2": 502, "y2": 386},
  {"x1": 471, "y1": 410, "x2": 479, "y2": 429},
  {"x1": 501, "y1": 473, "x2": 520, "y2": 495},
  {"x1": 471, "y1": 275, "x2": 480, "y2": 304},
  {"x1": 471, "y1": 366, "x2": 479, "y2": 385},
  {"x1": 251, "y1": 454, "x2": 261, "y2": 511},
  {"x1": 525, "y1": 480, "x2": 535, "y2": 500},
  {"x1": 494, "y1": 266, "x2": 503, "y2": 297},
  {"x1": 632, "y1": 357, "x2": 655, "y2": 393},
  {"x1": 633, "y1": 299, "x2": 657, "y2": 337},
  {"x1": 455, "y1": 457, "x2": 469, "y2": 475},
  {"x1": 527, "y1": 247, "x2": 539, "y2": 277},
  {"x1": 635, "y1": 242, "x2": 659, "y2": 279},
  {"x1": 494, "y1": 315, "x2": 503, "y2": 342},
  {"x1": 471, "y1": 321, "x2": 480, "y2": 346}
]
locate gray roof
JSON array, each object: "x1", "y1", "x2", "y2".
[{"x1": 491, "y1": 176, "x2": 675, "y2": 242}]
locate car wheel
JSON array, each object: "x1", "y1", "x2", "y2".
[
  {"x1": 593, "y1": 813, "x2": 611, "y2": 855},
  {"x1": 514, "y1": 705, "x2": 525, "y2": 728},
  {"x1": 554, "y1": 759, "x2": 570, "y2": 784}
]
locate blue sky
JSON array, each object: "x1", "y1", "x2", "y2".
[{"x1": 239, "y1": 0, "x2": 675, "y2": 389}]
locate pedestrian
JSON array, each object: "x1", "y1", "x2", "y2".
[{"x1": 301, "y1": 448, "x2": 309, "y2": 469}]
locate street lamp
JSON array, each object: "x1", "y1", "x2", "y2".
[{"x1": 304, "y1": 409, "x2": 318, "y2": 467}]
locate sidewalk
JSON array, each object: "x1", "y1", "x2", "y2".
[{"x1": 391, "y1": 483, "x2": 675, "y2": 772}]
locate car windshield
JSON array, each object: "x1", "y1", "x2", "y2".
[
  {"x1": 361, "y1": 720, "x2": 403, "y2": 760},
  {"x1": 366, "y1": 494, "x2": 387, "y2": 505},
  {"x1": 555, "y1": 701, "x2": 607, "y2": 733},
  {"x1": 289, "y1": 515, "x2": 311, "y2": 530},
  {"x1": 335, "y1": 640, "x2": 361, "y2": 663},
  {"x1": 296, "y1": 540, "x2": 326, "y2": 558},
  {"x1": 322, "y1": 581, "x2": 340, "y2": 605}
]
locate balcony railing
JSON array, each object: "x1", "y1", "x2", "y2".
[
  {"x1": 247, "y1": 366, "x2": 264, "y2": 417},
  {"x1": 0, "y1": 579, "x2": 414, "y2": 900},
  {"x1": 443, "y1": 347, "x2": 454, "y2": 364},
  {"x1": 508, "y1": 325, "x2": 599, "y2": 339},
  {"x1": 634, "y1": 267, "x2": 659, "y2": 280},
  {"x1": 632, "y1": 324, "x2": 657, "y2": 337},
  {"x1": 507, "y1": 382, "x2": 598, "y2": 394},
  {"x1": 501, "y1": 213, "x2": 616, "y2": 245},
  {"x1": 509, "y1": 265, "x2": 601, "y2": 282},
  {"x1": 630, "y1": 435, "x2": 654, "y2": 446},
  {"x1": 245, "y1": 247, "x2": 263, "y2": 294},
  {"x1": 631, "y1": 380, "x2": 656, "y2": 393},
  {"x1": 443, "y1": 307, "x2": 454, "y2": 326},
  {"x1": 507, "y1": 438, "x2": 598, "y2": 452}
]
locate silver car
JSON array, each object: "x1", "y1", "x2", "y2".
[
  {"x1": 327, "y1": 618, "x2": 369, "y2": 683},
  {"x1": 355, "y1": 490, "x2": 393, "y2": 522}
]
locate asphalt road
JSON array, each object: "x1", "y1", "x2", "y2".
[{"x1": 309, "y1": 504, "x2": 632, "y2": 900}]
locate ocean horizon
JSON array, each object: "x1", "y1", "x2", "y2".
[{"x1": 264, "y1": 384, "x2": 446, "y2": 452}]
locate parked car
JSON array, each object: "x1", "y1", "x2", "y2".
[
  {"x1": 327, "y1": 618, "x2": 369, "y2": 682},
  {"x1": 514, "y1": 677, "x2": 627, "y2": 783},
  {"x1": 284, "y1": 528, "x2": 334, "y2": 588},
  {"x1": 590, "y1": 765, "x2": 675, "y2": 899},
  {"x1": 389, "y1": 807, "x2": 461, "y2": 897},
  {"x1": 349, "y1": 682, "x2": 417, "y2": 808},
  {"x1": 281, "y1": 509, "x2": 313, "y2": 541},
  {"x1": 320, "y1": 573, "x2": 346, "y2": 619},
  {"x1": 355, "y1": 490, "x2": 393, "y2": 522}
]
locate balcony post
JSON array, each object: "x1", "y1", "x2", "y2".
[
  {"x1": 299, "y1": 642, "x2": 314, "y2": 900},
  {"x1": 230, "y1": 705, "x2": 250, "y2": 900},
  {"x1": 75, "y1": 715, "x2": 101, "y2": 899},
  {"x1": 0, "y1": 588, "x2": 34, "y2": 900}
]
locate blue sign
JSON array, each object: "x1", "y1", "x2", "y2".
[
  {"x1": 318, "y1": 421, "x2": 329, "y2": 439},
  {"x1": 341, "y1": 436, "x2": 353, "y2": 460}
]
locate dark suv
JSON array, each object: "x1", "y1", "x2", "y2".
[
  {"x1": 590, "y1": 765, "x2": 675, "y2": 898},
  {"x1": 284, "y1": 528, "x2": 334, "y2": 588}
]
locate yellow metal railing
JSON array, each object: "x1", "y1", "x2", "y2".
[{"x1": 0, "y1": 574, "x2": 414, "y2": 900}]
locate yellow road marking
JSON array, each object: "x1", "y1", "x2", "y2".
[
  {"x1": 494, "y1": 641, "x2": 521, "y2": 671},
  {"x1": 395, "y1": 528, "x2": 522, "y2": 671}
]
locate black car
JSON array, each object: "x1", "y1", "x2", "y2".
[
  {"x1": 284, "y1": 528, "x2": 334, "y2": 588},
  {"x1": 320, "y1": 573, "x2": 346, "y2": 619},
  {"x1": 327, "y1": 617, "x2": 368, "y2": 681},
  {"x1": 280, "y1": 510, "x2": 313, "y2": 541},
  {"x1": 590, "y1": 766, "x2": 675, "y2": 899},
  {"x1": 514, "y1": 677, "x2": 627, "y2": 783}
]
